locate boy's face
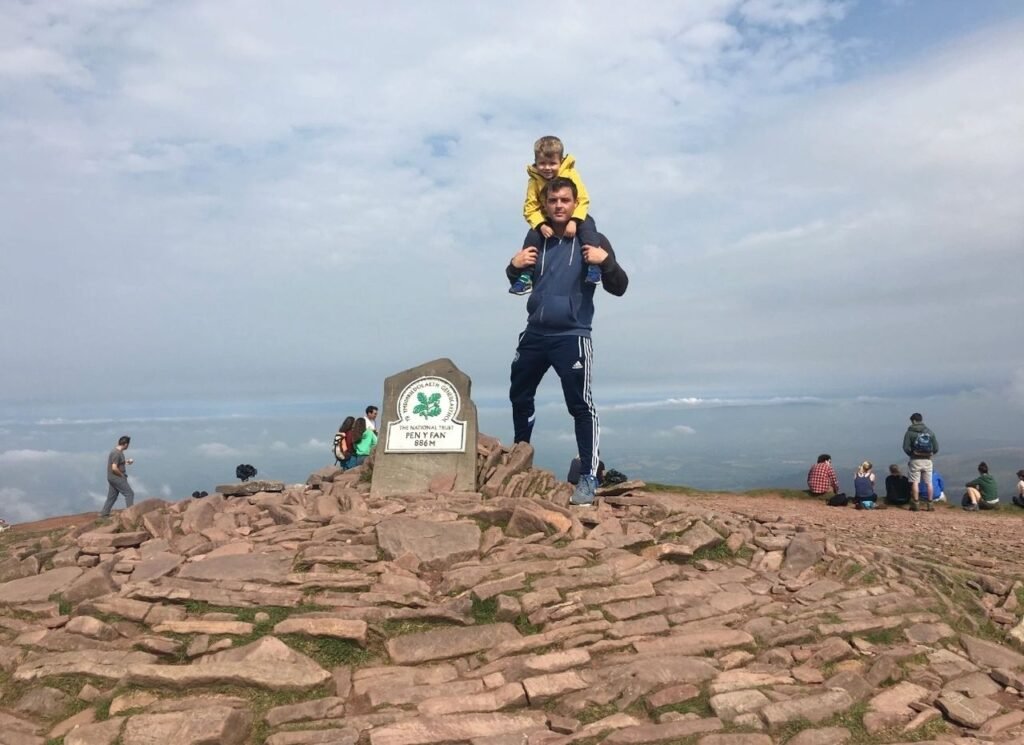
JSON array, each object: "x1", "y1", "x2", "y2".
[{"x1": 534, "y1": 153, "x2": 562, "y2": 180}]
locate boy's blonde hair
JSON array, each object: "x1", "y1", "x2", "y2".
[{"x1": 534, "y1": 136, "x2": 564, "y2": 161}]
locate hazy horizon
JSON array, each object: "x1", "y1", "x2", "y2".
[{"x1": 2, "y1": 382, "x2": 1022, "y2": 523}]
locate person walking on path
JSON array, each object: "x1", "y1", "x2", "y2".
[
  {"x1": 507, "y1": 176, "x2": 629, "y2": 507},
  {"x1": 902, "y1": 412, "x2": 938, "y2": 511},
  {"x1": 101, "y1": 435, "x2": 134, "y2": 517}
]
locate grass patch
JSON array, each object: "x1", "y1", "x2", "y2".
[
  {"x1": 643, "y1": 483, "x2": 706, "y2": 495},
  {"x1": 576, "y1": 702, "x2": 619, "y2": 725},
  {"x1": 514, "y1": 613, "x2": 543, "y2": 636},
  {"x1": 471, "y1": 596, "x2": 498, "y2": 625},
  {"x1": 48, "y1": 593, "x2": 72, "y2": 616},
  {"x1": 735, "y1": 545, "x2": 755, "y2": 561},
  {"x1": 692, "y1": 542, "x2": 734, "y2": 563},
  {"x1": 860, "y1": 627, "x2": 904, "y2": 646},
  {"x1": 378, "y1": 618, "x2": 451, "y2": 637},
  {"x1": 650, "y1": 686, "x2": 713, "y2": 720},
  {"x1": 277, "y1": 634, "x2": 376, "y2": 669}
]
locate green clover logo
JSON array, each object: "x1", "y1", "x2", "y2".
[{"x1": 413, "y1": 391, "x2": 442, "y2": 419}]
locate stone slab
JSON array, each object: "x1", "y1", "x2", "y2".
[
  {"x1": 386, "y1": 623, "x2": 521, "y2": 664},
  {"x1": 371, "y1": 358, "x2": 479, "y2": 498}
]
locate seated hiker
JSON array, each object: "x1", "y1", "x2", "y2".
[
  {"x1": 333, "y1": 416, "x2": 356, "y2": 468},
  {"x1": 807, "y1": 454, "x2": 840, "y2": 498},
  {"x1": 1014, "y1": 469, "x2": 1024, "y2": 508},
  {"x1": 926, "y1": 470, "x2": 946, "y2": 503},
  {"x1": 962, "y1": 461, "x2": 999, "y2": 511},
  {"x1": 347, "y1": 417, "x2": 378, "y2": 469},
  {"x1": 852, "y1": 461, "x2": 877, "y2": 509},
  {"x1": 884, "y1": 464, "x2": 911, "y2": 505}
]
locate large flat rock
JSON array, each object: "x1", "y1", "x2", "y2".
[
  {"x1": 376, "y1": 517, "x2": 481, "y2": 570},
  {"x1": 121, "y1": 705, "x2": 252, "y2": 745},
  {"x1": 368, "y1": 712, "x2": 546, "y2": 745},
  {"x1": 126, "y1": 637, "x2": 330, "y2": 692},
  {"x1": 177, "y1": 553, "x2": 293, "y2": 583},
  {"x1": 633, "y1": 628, "x2": 754, "y2": 656},
  {"x1": 0, "y1": 567, "x2": 82, "y2": 604},
  {"x1": 386, "y1": 623, "x2": 521, "y2": 664},
  {"x1": 960, "y1": 634, "x2": 1024, "y2": 670},
  {"x1": 14, "y1": 649, "x2": 158, "y2": 683}
]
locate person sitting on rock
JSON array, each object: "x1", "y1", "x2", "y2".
[
  {"x1": 347, "y1": 417, "x2": 378, "y2": 469},
  {"x1": 1014, "y1": 469, "x2": 1024, "y2": 508},
  {"x1": 807, "y1": 454, "x2": 840, "y2": 498},
  {"x1": 852, "y1": 461, "x2": 877, "y2": 509},
  {"x1": 333, "y1": 416, "x2": 357, "y2": 468},
  {"x1": 963, "y1": 461, "x2": 999, "y2": 511},
  {"x1": 884, "y1": 464, "x2": 911, "y2": 506}
]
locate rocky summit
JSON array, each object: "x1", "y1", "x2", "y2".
[{"x1": 2, "y1": 436, "x2": 1024, "y2": 745}]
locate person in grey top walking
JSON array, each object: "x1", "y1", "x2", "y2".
[{"x1": 101, "y1": 435, "x2": 135, "y2": 517}]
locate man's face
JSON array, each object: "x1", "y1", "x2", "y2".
[
  {"x1": 544, "y1": 187, "x2": 577, "y2": 226},
  {"x1": 367, "y1": 408, "x2": 378, "y2": 422},
  {"x1": 534, "y1": 154, "x2": 561, "y2": 180}
]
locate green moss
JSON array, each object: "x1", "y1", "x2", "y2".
[
  {"x1": 277, "y1": 634, "x2": 377, "y2": 669},
  {"x1": 48, "y1": 593, "x2": 72, "y2": 616},
  {"x1": 860, "y1": 626, "x2": 904, "y2": 646},
  {"x1": 514, "y1": 613, "x2": 543, "y2": 636},
  {"x1": 692, "y1": 542, "x2": 734, "y2": 562},
  {"x1": 471, "y1": 596, "x2": 498, "y2": 625},
  {"x1": 576, "y1": 702, "x2": 619, "y2": 724}
]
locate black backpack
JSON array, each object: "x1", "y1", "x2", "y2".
[{"x1": 827, "y1": 493, "x2": 849, "y2": 507}]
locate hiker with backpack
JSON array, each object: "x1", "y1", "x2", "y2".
[
  {"x1": 902, "y1": 412, "x2": 938, "y2": 511},
  {"x1": 333, "y1": 416, "x2": 357, "y2": 468}
]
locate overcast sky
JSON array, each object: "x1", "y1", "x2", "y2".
[{"x1": 2, "y1": 0, "x2": 1023, "y2": 414}]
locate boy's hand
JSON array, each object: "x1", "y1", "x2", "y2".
[
  {"x1": 582, "y1": 244, "x2": 608, "y2": 265},
  {"x1": 511, "y1": 247, "x2": 539, "y2": 270},
  {"x1": 563, "y1": 221, "x2": 577, "y2": 238},
  {"x1": 539, "y1": 225, "x2": 554, "y2": 239}
]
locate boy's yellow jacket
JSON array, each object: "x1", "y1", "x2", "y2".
[{"x1": 523, "y1": 154, "x2": 591, "y2": 229}]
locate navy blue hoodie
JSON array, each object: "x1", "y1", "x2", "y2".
[{"x1": 506, "y1": 231, "x2": 628, "y2": 338}]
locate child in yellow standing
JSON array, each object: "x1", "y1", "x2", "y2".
[{"x1": 511, "y1": 135, "x2": 602, "y2": 295}]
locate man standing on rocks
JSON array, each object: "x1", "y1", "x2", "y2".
[
  {"x1": 364, "y1": 405, "x2": 379, "y2": 433},
  {"x1": 902, "y1": 412, "x2": 938, "y2": 511},
  {"x1": 506, "y1": 177, "x2": 629, "y2": 507},
  {"x1": 101, "y1": 435, "x2": 134, "y2": 518}
]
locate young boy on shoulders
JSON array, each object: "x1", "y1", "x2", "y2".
[{"x1": 511, "y1": 135, "x2": 602, "y2": 295}]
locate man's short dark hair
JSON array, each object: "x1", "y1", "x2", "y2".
[
  {"x1": 118, "y1": 435, "x2": 131, "y2": 446},
  {"x1": 817, "y1": 453, "x2": 831, "y2": 463},
  {"x1": 365, "y1": 405, "x2": 378, "y2": 415},
  {"x1": 543, "y1": 177, "x2": 578, "y2": 200},
  {"x1": 910, "y1": 413, "x2": 923, "y2": 423},
  {"x1": 978, "y1": 461, "x2": 989, "y2": 474}
]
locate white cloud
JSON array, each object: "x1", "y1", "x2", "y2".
[
  {"x1": 0, "y1": 487, "x2": 44, "y2": 523},
  {"x1": 672, "y1": 425, "x2": 698, "y2": 435},
  {"x1": 0, "y1": 449, "x2": 63, "y2": 464},
  {"x1": 196, "y1": 442, "x2": 243, "y2": 458},
  {"x1": 0, "y1": 1, "x2": 1020, "y2": 411}
]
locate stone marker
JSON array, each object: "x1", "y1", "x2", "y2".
[{"x1": 371, "y1": 358, "x2": 478, "y2": 498}]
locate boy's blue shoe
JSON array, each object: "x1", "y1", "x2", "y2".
[
  {"x1": 570, "y1": 474, "x2": 598, "y2": 506},
  {"x1": 585, "y1": 265, "x2": 602, "y2": 285},
  {"x1": 509, "y1": 275, "x2": 533, "y2": 295}
]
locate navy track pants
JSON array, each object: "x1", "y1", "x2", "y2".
[{"x1": 510, "y1": 332, "x2": 600, "y2": 476}]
